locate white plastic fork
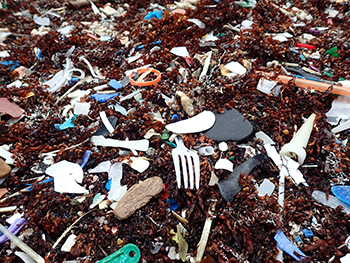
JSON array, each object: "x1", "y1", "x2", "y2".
[{"x1": 172, "y1": 136, "x2": 200, "y2": 189}]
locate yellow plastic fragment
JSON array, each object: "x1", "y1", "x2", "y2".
[{"x1": 177, "y1": 224, "x2": 188, "y2": 262}]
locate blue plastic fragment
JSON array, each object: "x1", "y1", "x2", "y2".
[
  {"x1": 108, "y1": 79, "x2": 123, "y2": 90},
  {"x1": 144, "y1": 10, "x2": 162, "y2": 20},
  {"x1": 37, "y1": 49, "x2": 42, "y2": 60},
  {"x1": 80, "y1": 150, "x2": 92, "y2": 168},
  {"x1": 302, "y1": 228, "x2": 314, "y2": 238},
  {"x1": 332, "y1": 185, "x2": 350, "y2": 206},
  {"x1": 299, "y1": 54, "x2": 306, "y2": 61},
  {"x1": 105, "y1": 179, "x2": 112, "y2": 191},
  {"x1": 152, "y1": 39, "x2": 161, "y2": 45},
  {"x1": 70, "y1": 77, "x2": 79, "y2": 84},
  {"x1": 135, "y1": 44, "x2": 145, "y2": 51},
  {"x1": 0, "y1": 225, "x2": 9, "y2": 237},
  {"x1": 0, "y1": 60, "x2": 21, "y2": 70},
  {"x1": 99, "y1": 36, "x2": 111, "y2": 41},
  {"x1": 274, "y1": 230, "x2": 307, "y2": 261},
  {"x1": 166, "y1": 198, "x2": 179, "y2": 211},
  {"x1": 92, "y1": 93, "x2": 119, "y2": 103},
  {"x1": 171, "y1": 114, "x2": 181, "y2": 122},
  {"x1": 25, "y1": 177, "x2": 54, "y2": 192},
  {"x1": 294, "y1": 235, "x2": 303, "y2": 243},
  {"x1": 56, "y1": 115, "x2": 78, "y2": 130}
]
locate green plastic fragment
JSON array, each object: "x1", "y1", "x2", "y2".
[
  {"x1": 326, "y1": 47, "x2": 340, "y2": 57},
  {"x1": 323, "y1": 71, "x2": 334, "y2": 77},
  {"x1": 97, "y1": 244, "x2": 140, "y2": 263},
  {"x1": 165, "y1": 141, "x2": 176, "y2": 148},
  {"x1": 339, "y1": 77, "x2": 345, "y2": 81},
  {"x1": 229, "y1": 156, "x2": 235, "y2": 161},
  {"x1": 160, "y1": 130, "x2": 170, "y2": 140}
]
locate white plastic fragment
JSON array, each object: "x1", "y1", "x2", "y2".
[
  {"x1": 272, "y1": 32, "x2": 293, "y2": 42},
  {"x1": 7, "y1": 80, "x2": 23, "y2": 88},
  {"x1": 280, "y1": 113, "x2": 316, "y2": 165},
  {"x1": 33, "y1": 15, "x2": 50, "y2": 26},
  {"x1": 256, "y1": 78, "x2": 279, "y2": 96},
  {"x1": 0, "y1": 206, "x2": 17, "y2": 213},
  {"x1": 0, "y1": 146, "x2": 15, "y2": 164},
  {"x1": 199, "y1": 51, "x2": 212, "y2": 80},
  {"x1": 196, "y1": 217, "x2": 212, "y2": 262},
  {"x1": 144, "y1": 129, "x2": 161, "y2": 139},
  {"x1": 332, "y1": 119, "x2": 350, "y2": 133},
  {"x1": 122, "y1": 157, "x2": 150, "y2": 173},
  {"x1": 6, "y1": 212, "x2": 23, "y2": 224},
  {"x1": 326, "y1": 95, "x2": 350, "y2": 125},
  {"x1": 88, "y1": 161, "x2": 111, "y2": 173},
  {"x1": 165, "y1": 111, "x2": 215, "y2": 134},
  {"x1": 91, "y1": 136, "x2": 149, "y2": 151},
  {"x1": 45, "y1": 160, "x2": 88, "y2": 194},
  {"x1": 241, "y1": 20, "x2": 254, "y2": 29},
  {"x1": 264, "y1": 144, "x2": 307, "y2": 186},
  {"x1": 61, "y1": 234, "x2": 77, "y2": 252},
  {"x1": 100, "y1": 6, "x2": 124, "y2": 16},
  {"x1": 218, "y1": 142, "x2": 228, "y2": 151},
  {"x1": 200, "y1": 31, "x2": 218, "y2": 43},
  {"x1": 107, "y1": 162, "x2": 126, "y2": 202},
  {"x1": 15, "y1": 251, "x2": 36, "y2": 263},
  {"x1": 0, "y1": 51, "x2": 10, "y2": 57},
  {"x1": 340, "y1": 254, "x2": 350, "y2": 263},
  {"x1": 99, "y1": 111, "x2": 115, "y2": 134},
  {"x1": 214, "y1": 159, "x2": 233, "y2": 172},
  {"x1": 255, "y1": 131, "x2": 275, "y2": 145},
  {"x1": 198, "y1": 146, "x2": 214, "y2": 156},
  {"x1": 73, "y1": 102, "x2": 90, "y2": 115},
  {"x1": 224, "y1": 61, "x2": 247, "y2": 77},
  {"x1": 170, "y1": 47, "x2": 190, "y2": 57},
  {"x1": 188, "y1": 18, "x2": 205, "y2": 28},
  {"x1": 312, "y1": 190, "x2": 350, "y2": 214},
  {"x1": 89, "y1": 0, "x2": 100, "y2": 14},
  {"x1": 208, "y1": 171, "x2": 219, "y2": 186},
  {"x1": 79, "y1": 56, "x2": 105, "y2": 79},
  {"x1": 168, "y1": 246, "x2": 177, "y2": 260},
  {"x1": 257, "y1": 179, "x2": 275, "y2": 197},
  {"x1": 57, "y1": 25, "x2": 75, "y2": 36}
]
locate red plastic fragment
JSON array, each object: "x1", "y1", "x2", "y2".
[{"x1": 295, "y1": 43, "x2": 316, "y2": 50}]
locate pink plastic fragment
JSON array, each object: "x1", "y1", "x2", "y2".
[
  {"x1": 87, "y1": 33, "x2": 98, "y2": 40},
  {"x1": 0, "y1": 98, "x2": 24, "y2": 118},
  {"x1": 309, "y1": 65, "x2": 320, "y2": 72}
]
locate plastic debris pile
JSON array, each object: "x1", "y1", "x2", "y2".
[{"x1": 1, "y1": 0, "x2": 350, "y2": 262}]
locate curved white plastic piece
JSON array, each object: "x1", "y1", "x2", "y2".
[
  {"x1": 165, "y1": 111, "x2": 215, "y2": 134},
  {"x1": 280, "y1": 113, "x2": 316, "y2": 164},
  {"x1": 332, "y1": 119, "x2": 350, "y2": 133},
  {"x1": 91, "y1": 136, "x2": 149, "y2": 151},
  {"x1": 214, "y1": 159, "x2": 233, "y2": 172}
]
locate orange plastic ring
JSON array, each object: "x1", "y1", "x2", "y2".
[{"x1": 129, "y1": 68, "x2": 161, "y2": 86}]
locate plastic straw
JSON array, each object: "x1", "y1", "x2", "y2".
[
  {"x1": 0, "y1": 223, "x2": 45, "y2": 263},
  {"x1": 277, "y1": 75, "x2": 350, "y2": 96}
]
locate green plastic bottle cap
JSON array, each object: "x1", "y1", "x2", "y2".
[{"x1": 97, "y1": 244, "x2": 140, "y2": 263}]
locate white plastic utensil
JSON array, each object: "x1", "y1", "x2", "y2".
[{"x1": 172, "y1": 136, "x2": 200, "y2": 189}]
